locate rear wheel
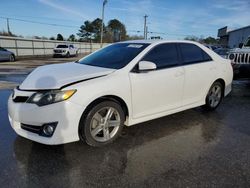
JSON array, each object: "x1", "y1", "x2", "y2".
[
  {"x1": 79, "y1": 101, "x2": 125, "y2": 147},
  {"x1": 204, "y1": 81, "x2": 223, "y2": 110}
]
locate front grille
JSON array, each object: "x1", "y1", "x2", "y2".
[
  {"x1": 230, "y1": 53, "x2": 250, "y2": 64},
  {"x1": 13, "y1": 96, "x2": 29, "y2": 103},
  {"x1": 54, "y1": 50, "x2": 62, "y2": 53},
  {"x1": 21, "y1": 123, "x2": 42, "y2": 134}
]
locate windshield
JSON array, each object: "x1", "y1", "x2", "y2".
[
  {"x1": 56, "y1": 45, "x2": 68, "y2": 48},
  {"x1": 245, "y1": 38, "x2": 250, "y2": 47},
  {"x1": 78, "y1": 43, "x2": 149, "y2": 69}
]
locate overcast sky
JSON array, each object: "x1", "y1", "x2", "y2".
[{"x1": 0, "y1": 0, "x2": 250, "y2": 39}]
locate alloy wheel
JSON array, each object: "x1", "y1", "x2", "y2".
[
  {"x1": 90, "y1": 107, "x2": 121, "y2": 142},
  {"x1": 208, "y1": 84, "x2": 222, "y2": 108}
]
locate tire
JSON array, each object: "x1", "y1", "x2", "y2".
[
  {"x1": 204, "y1": 81, "x2": 223, "y2": 110},
  {"x1": 79, "y1": 101, "x2": 125, "y2": 147},
  {"x1": 9, "y1": 54, "x2": 15, "y2": 62},
  {"x1": 66, "y1": 52, "x2": 70, "y2": 58}
]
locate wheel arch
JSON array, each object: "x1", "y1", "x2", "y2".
[
  {"x1": 78, "y1": 95, "x2": 129, "y2": 141},
  {"x1": 79, "y1": 95, "x2": 129, "y2": 123},
  {"x1": 204, "y1": 78, "x2": 226, "y2": 102},
  {"x1": 214, "y1": 78, "x2": 225, "y2": 96}
]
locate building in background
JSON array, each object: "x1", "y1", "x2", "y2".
[{"x1": 218, "y1": 25, "x2": 250, "y2": 48}]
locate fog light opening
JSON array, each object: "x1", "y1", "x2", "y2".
[
  {"x1": 41, "y1": 122, "x2": 57, "y2": 137},
  {"x1": 43, "y1": 125, "x2": 54, "y2": 135}
]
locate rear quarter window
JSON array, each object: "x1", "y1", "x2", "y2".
[{"x1": 179, "y1": 43, "x2": 212, "y2": 64}]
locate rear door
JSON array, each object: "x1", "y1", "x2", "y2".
[
  {"x1": 129, "y1": 43, "x2": 185, "y2": 119},
  {"x1": 178, "y1": 43, "x2": 216, "y2": 106}
]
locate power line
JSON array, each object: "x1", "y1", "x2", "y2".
[
  {"x1": 0, "y1": 15, "x2": 209, "y2": 38},
  {"x1": 0, "y1": 14, "x2": 83, "y2": 23},
  {"x1": 0, "y1": 16, "x2": 79, "y2": 28},
  {"x1": 128, "y1": 30, "x2": 191, "y2": 37}
]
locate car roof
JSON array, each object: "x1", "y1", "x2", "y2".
[{"x1": 119, "y1": 40, "x2": 202, "y2": 45}]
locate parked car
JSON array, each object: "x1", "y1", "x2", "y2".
[
  {"x1": 53, "y1": 44, "x2": 78, "y2": 57},
  {"x1": 0, "y1": 47, "x2": 15, "y2": 62},
  {"x1": 228, "y1": 36, "x2": 250, "y2": 78},
  {"x1": 214, "y1": 48, "x2": 230, "y2": 59},
  {"x1": 8, "y1": 40, "x2": 233, "y2": 146},
  {"x1": 205, "y1": 45, "x2": 219, "y2": 51}
]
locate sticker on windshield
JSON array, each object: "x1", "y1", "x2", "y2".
[{"x1": 127, "y1": 44, "x2": 143, "y2": 48}]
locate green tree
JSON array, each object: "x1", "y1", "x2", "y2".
[
  {"x1": 68, "y1": 34, "x2": 76, "y2": 41},
  {"x1": 77, "y1": 21, "x2": 94, "y2": 41},
  {"x1": 107, "y1": 19, "x2": 127, "y2": 42},
  {"x1": 57, "y1": 33, "x2": 64, "y2": 41},
  {"x1": 203, "y1": 36, "x2": 218, "y2": 44},
  {"x1": 91, "y1": 18, "x2": 103, "y2": 42},
  {"x1": 0, "y1": 30, "x2": 17, "y2": 37},
  {"x1": 49, "y1": 36, "x2": 55, "y2": 40},
  {"x1": 77, "y1": 18, "x2": 103, "y2": 42},
  {"x1": 184, "y1": 35, "x2": 200, "y2": 42}
]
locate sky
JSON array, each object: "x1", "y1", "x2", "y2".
[{"x1": 0, "y1": 0, "x2": 250, "y2": 40}]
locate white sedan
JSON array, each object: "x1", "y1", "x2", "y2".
[{"x1": 8, "y1": 40, "x2": 233, "y2": 146}]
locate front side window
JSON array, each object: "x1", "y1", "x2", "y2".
[
  {"x1": 180, "y1": 43, "x2": 212, "y2": 64},
  {"x1": 78, "y1": 43, "x2": 149, "y2": 69},
  {"x1": 142, "y1": 43, "x2": 179, "y2": 69}
]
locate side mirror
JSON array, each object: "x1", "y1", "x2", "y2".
[
  {"x1": 239, "y1": 43, "x2": 244, "y2": 48},
  {"x1": 138, "y1": 61, "x2": 157, "y2": 72}
]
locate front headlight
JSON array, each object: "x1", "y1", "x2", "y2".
[{"x1": 27, "y1": 90, "x2": 76, "y2": 106}]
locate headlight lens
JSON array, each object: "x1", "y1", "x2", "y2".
[{"x1": 27, "y1": 90, "x2": 76, "y2": 106}]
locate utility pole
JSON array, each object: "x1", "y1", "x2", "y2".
[
  {"x1": 100, "y1": 0, "x2": 108, "y2": 48},
  {"x1": 7, "y1": 18, "x2": 11, "y2": 35},
  {"x1": 143, "y1": 15, "x2": 148, "y2": 40}
]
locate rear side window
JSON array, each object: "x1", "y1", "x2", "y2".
[
  {"x1": 142, "y1": 43, "x2": 179, "y2": 69},
  {"x1": 179, "y1": 43, "x2": 212, "y2": 64}
]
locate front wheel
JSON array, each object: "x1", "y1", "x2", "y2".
[
  {"x1": 79, "y1": 101, "x2": 125, "y2": 147},
  {"x1": 66, "y1": 52, "x2": 70, "y2": 58},
  {"x1": 9, "y1": 54, "x2": 15, "y2": 62},
  {"x1": 204, "y1": 81, "x2": 223, "y2": 110}
]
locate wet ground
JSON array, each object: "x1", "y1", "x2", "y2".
[
  {"x1": 1, "y1": 58, "x2": 250, "y2": 187},
  {"x1": 0, "y1": 56, "x2": 81, "y2": 89}
]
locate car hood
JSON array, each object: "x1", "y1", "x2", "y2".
[
  {"x1": 229, "y1": 47, "x2": 250, "y2": 53},
  {"x1": 19, "y1": 62, "x2": 115, "y2": 90}
]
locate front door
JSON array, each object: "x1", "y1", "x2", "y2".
[{"x1": 129, "y1": 43, "x2": 184, "y2": 119}]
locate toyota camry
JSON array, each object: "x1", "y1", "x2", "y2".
[{"x1": 8, "y1": 40, "x2": 233, "y2": 146}]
